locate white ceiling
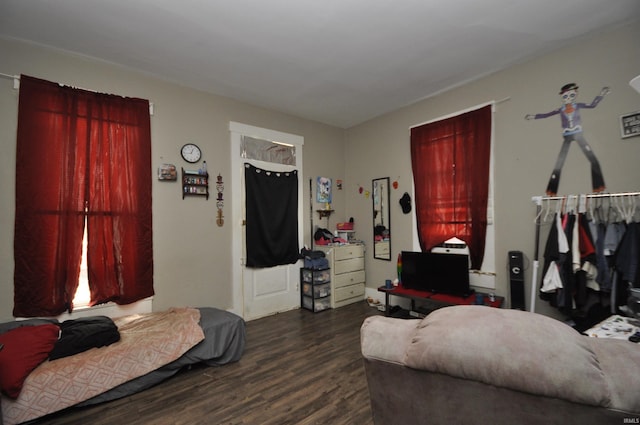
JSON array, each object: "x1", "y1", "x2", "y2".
[{"x1": 1, "y1": 1, "x2": 639, "y2": 128}]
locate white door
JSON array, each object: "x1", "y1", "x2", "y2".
[{"x1": 230, "y1": 122, "x2": 304, "y2": 321}]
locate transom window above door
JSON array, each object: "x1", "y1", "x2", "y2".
[{"x1": 240, "y1": 135, "x2": 296, "y2": 166}]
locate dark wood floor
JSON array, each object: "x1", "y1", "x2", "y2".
[{"x1": 31, "y1": 301, "x2": 382, "y2": 425}]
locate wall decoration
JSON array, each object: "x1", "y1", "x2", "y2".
[
  {"x1": 399, "y1": 192, "x2": 412, "y2": 214},
  {"x1": 316, "y1": 177, "x2": 332, "y2": 203},
  {"x1": 157, "y1": 163, "x2": 177, "y2": 181},
  {"x1": 180, "y1": 143, "x2": 202, "y2": 163},
  {"x1": 216, "y1": 174, "x2": 224, "y2": 227},
  {"x1": 181, "y1": 168, "x2": 209, "y2": 199},
  {"x1": 525, "y1": 83, "x2": 609, "y2": 196},
  {"x1": 336, "y1": 179, "x2": 343, "y2": 190},
  {"x1": 620, "y1": 111, "x2": 640, "y2": 139}
]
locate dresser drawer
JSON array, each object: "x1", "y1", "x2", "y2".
[
  {"x1": 334, "y1": 270, "x2": 365, "y2": 289},
  {"x1": 334, "y1": 257, "x2": 364, "y2": 274},
  {"x1": 334, "y1": 244, "x2": 364, "y2": 261},
  {"x1": 334, "y1": 283, "x2": 365, "y2": 302}
]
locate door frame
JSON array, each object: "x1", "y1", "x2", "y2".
[{"x1": 229, "y1": 122, "x2": 304, "y2": 319}]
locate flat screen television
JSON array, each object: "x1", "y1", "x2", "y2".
[{"x1": 400, "y1": 251, "x2": 473, "y2": 297}]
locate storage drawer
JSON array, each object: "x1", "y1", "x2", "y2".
[
  {"x1": 334, "y1": 283, "x2": 365, "y2": 303},
  {"x1": 334, "y1": 244, "x2": 364, "y2": 261},
  {"x1": 334, "y1": 257, "x2": 364, "y2": 274},
  {"x1": 301, "y1": 268, "x2": 331, "y2": 284},
  {"x1": 313, "y1": 269, "x2": 331, "y2": 283},
  {"x1": 303, "y1": 282, "x2": 331, "y2": 298},
  {"x1": 302, "y1": 295, "x2": 331, "y2": 312},
  {"x1": 301, "y1": 269, "x2": 311, "y2": 283},
  {"x1": 334, "y1": 270, "x2": 365, "y2": 289}
]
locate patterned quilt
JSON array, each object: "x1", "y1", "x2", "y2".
[{"x1": 2, "y1": 307, "x2": 204, "y2": 425}]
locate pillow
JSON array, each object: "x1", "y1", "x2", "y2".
[
  {"x1": 0, "y1": 323, "x2": 60, "y2": 398},
  {"x1": 0, "y1": 318, "x2": 59, "y2": 335}
]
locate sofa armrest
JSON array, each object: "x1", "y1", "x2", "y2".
[{"x1": 361, "y1": 316, "x2": 420, "y2": 365}]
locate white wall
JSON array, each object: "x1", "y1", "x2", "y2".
[
  {"x1": 0, "y1": 37, "x2": 345, "y2": 322},
  {"x1": 346, "y1": 21, "x2": 640, "y2": 317},
  {"x1": 2, "y1": 21, "x2": 639, "y2": 321}
]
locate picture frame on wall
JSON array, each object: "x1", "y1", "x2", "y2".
[
  {"x1": 158, "y1": 163, "x2": 177, "y2": 181},
  {"x1": 620, "y1": 111, "x2": 640, "y2": 139},
  {"x1": 316, "y1": 176, "x2": 332, "y2": 203}
]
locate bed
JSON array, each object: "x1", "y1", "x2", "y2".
[{"x1": 0, "y1": 307, "x2": 245, "y2": 425}]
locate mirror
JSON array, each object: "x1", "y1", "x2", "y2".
[{"x1": 372, "y1": 177, "x2": 391, "y2": 260}]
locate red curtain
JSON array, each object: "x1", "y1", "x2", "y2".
[
  {"x1": 14, "y1": 75, "x2": 153, "y2": 317},
  {"x1": 410, "y1": 105, "x2": 491, "y2": 270}
]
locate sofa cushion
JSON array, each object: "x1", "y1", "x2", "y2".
[
  {"x1": 361, "y1": 316, "x2": 420, "y2": 365},
  {"x1": 588, "y1": 337, "x2": 640, "y2": 413},
  {"x1": 404, "y1": 306, "x2": 611, "y2": 408}
]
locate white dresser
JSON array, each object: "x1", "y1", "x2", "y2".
[{"x1": 318, "y1": 244, "x2": 366, "y2": 308}]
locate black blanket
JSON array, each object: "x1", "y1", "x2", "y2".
[{"x1": 49, "y1": 316, "x2": 120, "y2": 360}]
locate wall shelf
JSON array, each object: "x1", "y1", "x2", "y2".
[
  {"x1": 182, "y1": 168, "x2": 209, "y2": 199},
  {"x1": 316, "y1": 209, "x2": 334, "y2": 219}
]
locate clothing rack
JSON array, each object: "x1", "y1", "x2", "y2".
[{"x1": 529, "y1": 191, "x2": 640, "y2": 312}]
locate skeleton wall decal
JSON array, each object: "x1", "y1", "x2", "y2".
[{"x1": 525, "y1": 83, "x2": 609, "y2": 196}]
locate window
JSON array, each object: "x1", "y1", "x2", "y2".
[
  {"x1": 13, "y1": 75, "x2": 154, "y2": 317},
  {"x1": 241, "y1": 135, "x2": 296, "y2": 165},
  {"x1": 73, "y1": 222, "x2": 91, "y2": 308},
  {"x1": 410, "y1": 105, "x2": 492, "y2": 270}
]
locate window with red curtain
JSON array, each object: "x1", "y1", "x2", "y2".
[
  {"x1": 410, "y1": 105, "x2": 491, "y2": 270},
  {"x1": 13, "y1": 75, "x2": 154, "y2": 317}
]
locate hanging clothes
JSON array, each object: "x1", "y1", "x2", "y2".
[
  {"x1": 575, "y1": 214, "x2": 597, "y2": 307},
  {"x1": 534, "y1": 192, "x2": 640, "y2": 317},
  {"x1": 615, "y1": 222, "x2": 640, "y2": 285},
  {"x1": 540, "y1": 212, "x2": 598, "y2": 313},
  {"x1": 541, "y1": 212, "x2": 570, "y2": 307},
  {"x1": 559, "y1": 213, "x2": 577, "y2": 312},
  {"x1": 593, "y1": 222, "x2": 611, "y2": 291}
]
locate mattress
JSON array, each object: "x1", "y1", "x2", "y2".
[{"x1": 1, "y1": 307, "x2": 245, "y2": 425}]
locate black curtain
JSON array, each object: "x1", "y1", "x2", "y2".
[{"x1": 245, "y1": 164, "x2": 299, "y2": 267}]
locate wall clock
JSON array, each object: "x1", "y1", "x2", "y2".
[{"x1": 180, "y1": 143, "x2": 202, "y2": 163}]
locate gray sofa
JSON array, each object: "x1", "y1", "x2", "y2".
[{"x1": 361, "y1": 305, "x2": 640, "y2": 425}]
